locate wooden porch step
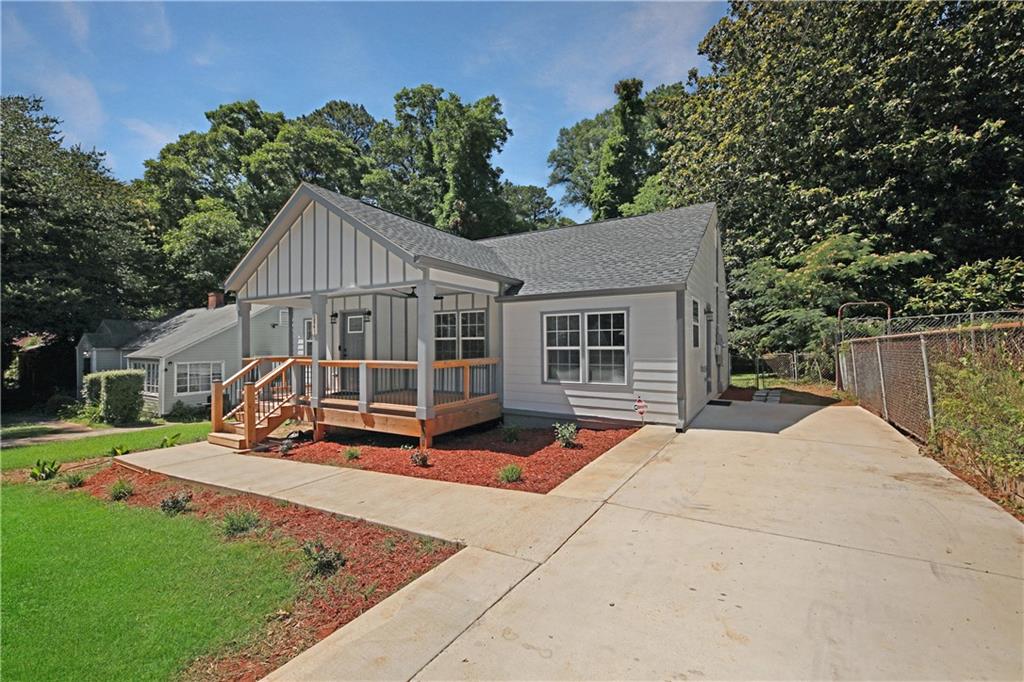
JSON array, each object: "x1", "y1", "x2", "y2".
[{"x1": 207, "y1": 431, "x2": 247, "y2": 449}]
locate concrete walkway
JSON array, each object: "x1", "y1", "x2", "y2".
[
  {"x1": 3, "y1": 421, "x2": 176, "y2": 447},
  {"x1": 118, "y1": 407, "x2": 1024, "y2": 680}
]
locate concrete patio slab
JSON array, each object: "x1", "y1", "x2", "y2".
[
  {"x1": 117, "y1": 442, "x2": 229, "y2": 470},
  {"x1": 418, "y1": 503, "x2": 1023, "y2": 681},
  {"x1": 548, "y1": 424, "x2": 676, "y2": 501},
  {"x1": 613, "y1": 409, "x2": 1023, "y2": 577},
  {"x1": 281, "y1": 468, "x2": 600, "y2": 563},
  {"x1": 265, "y1": 547, "x2": 536, "y2": 682}
]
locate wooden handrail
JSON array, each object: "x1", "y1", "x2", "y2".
[
  {"x1": 432, "y1": 357, "x2": 499, "y2": 369},
  {"x1": 366, "y1": 360, "x2": 417, "y2": 369},
  {"x1": 253, "y1": 358, "x2": 296, "y2": 391},
  {"x1": 243, "y1": 355, "x2": 292, "y2": 363},
  {"x1": 224, "y1": 358, "x2": 261, "y2": 386}
]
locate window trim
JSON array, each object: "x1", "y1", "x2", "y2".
[
  {"x1": 584, "y1": 311, "x2": 628, "y2": 386},
  {"x1": 433, "y1": 309, "x2": 487, "y2": 360},
  {"x1": 346, "y1": 315, "x2": 364, "y2": 334},
  {"x1": 174, "y1": 361, "x2": 224, "y2": 396},
  {"x1": 542, "y1": 309, "x2": 629, "y2": 386},
  {"x1": 691, "y1": 298, "x2": 700, "y2": 348},
  {"x1": 129, "y1": 359, "x2": 160, "y2": 395},
  {"x1": 542, "y1": 312, "x2": 583, "y2": 384}
]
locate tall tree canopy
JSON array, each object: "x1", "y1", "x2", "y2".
[
  {"x1": 589, "y1": 78, "x2": 649, "y2": 219},
  {"x1": 1, "y1": 96, "x2": 162, "y2": 360}
]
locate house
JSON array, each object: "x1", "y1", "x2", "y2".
[
  {"x1": 77, "y1": 295, "x2": 288, "y2": 414},
  {"x1": 209, "y1": 182, "x2": 728, "y2": 449}
]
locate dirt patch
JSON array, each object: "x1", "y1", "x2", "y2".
[
  {"x1": 721, "y1": 383, "x2": 855, "y2": 407},
  {"x1": 78, "y1": 464, "x2": 458, "y2": 681},
  {"x1": 255, "y1": 425, "x2": 637, "y2": 494},
  {"x1": 923, "y1": 449, "x2": 1024, "y2": 523}
]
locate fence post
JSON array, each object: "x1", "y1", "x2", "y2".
[
  {"x1": 792, "y1": 351, "x2": 798, "y2": 380},
  {"x1": 920, "y1": 334, "x2": 935, "y2": 434},
  {"x1": 243, "y1": 382, "x2": 256, "y2": 447},
  {"x1": 851, "y1": 343, "x2": 858, "y2": 395},
  {"x1": 211, "y1": 380, "x2": 223, "y2": 432},
  {"x1": 875, "y1": 338, "x2": 889, "y2": 421}
]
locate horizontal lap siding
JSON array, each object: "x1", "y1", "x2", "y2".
[{"x1": 502, "y1": 292, "x2": 678, "y2": 424}]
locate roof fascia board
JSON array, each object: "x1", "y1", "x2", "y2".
[
  {"x1": 496, "y1": 283, "x2": 685, "y2": 303},
  {"x1": 414, "y1": 255, "x2": 521, "y2": 285}
]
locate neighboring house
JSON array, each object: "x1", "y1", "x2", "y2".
[
  {"x1": 209, "y1": 182, "x2": 728, "y2": 449},
  {"x1": 77, "y1": 295, "x2": 288, "y2": 414},
  {"x1": 76, "y1": 319, "x2": 155, "y2": 392}
]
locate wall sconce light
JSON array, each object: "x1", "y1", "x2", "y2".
[
  {"x1": 363, "y1": 310, "x2": 372, "y2": 320},
  {"x1": 330, "y1": 312, "x2": 339, "y2": 325}
]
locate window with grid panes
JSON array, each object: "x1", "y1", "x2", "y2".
[
  {"x1": 544, "y1": 313, "x2": 581, "y2": 382},
  {"x1": 586, "y1": 312, "x2": 626, "y2": 384}
]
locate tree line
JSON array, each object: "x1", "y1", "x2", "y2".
[{"x1": 3, "y1": 0, "x2": 1022, "y2": 373}]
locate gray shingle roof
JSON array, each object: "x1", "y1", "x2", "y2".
[
  {"x1": 304, "y1": 184, "x2": 518, "y2": 279},
  {"x1": 482, "y1": 204, "x2": 716, "y2": 297},
  {"x1": 125, "y1": 304, "x2": 271, "y2": 358}
]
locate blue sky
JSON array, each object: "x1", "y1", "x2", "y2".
[{"x1": 2, "y1": 1, "x2": 725, "y2": 219}]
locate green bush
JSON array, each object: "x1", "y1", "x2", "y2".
[
  {"x1": 158, "y1": 433, "x2": 181, "y2": 449},
  {"x1": 222, "y1": 508, "x2": 261, "y2": 537},
  {"x1": 108, "y1": 445, "x2": 130, "y2": 458},
  {"x1": 63, "y1": 472, "x2": 86, "y2": 489},
  {"x1": 344, "y1": 447, "x2": 360, "y2": 461},
  {"x1": 497, "y1": 464, "x2": 522, "y2": 483},
  {"x1": 160, "y1": 490, "x2": 193, "y2": 516},
  {"x1": 301, "y1": 538, "x2": 346, "y2": 577},
  {"x1": 501, "y1": 425, "x2": 521, "y2": 443},
  {"x1": 83, "y1": 370, "x2": 144, "y2": 425},
  {"x1": 165, "y1": 400, "x2": 209, "y2": 423},
  {"x1": 409, "y1": 450, "x2": 429, "y2": 467},
  {"x1": 553, "y1": 422, "x2": 578, "y2": 448},
  {"x1": 932, "y1": 346, "x2": 1024, "y2": 481},
  {"x1": 29, "y1": 460, "x2": 61, "y2": 481},
  {"x1": 60, "y1": 400, "x2": 103, "y2": 425},
  {"x1": 109, "y1": 478, "x2": 134, "y2": 501}
]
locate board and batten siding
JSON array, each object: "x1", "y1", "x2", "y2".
[
  {"x1": 682, "y1": 210, "x2": 729, "y2": 423},
  {"x1": 237, "y1": 199, "x2": 421, "y2": 301},
  {"x1": 501, "y1": 292, "x2": 679, "y2": 425}
]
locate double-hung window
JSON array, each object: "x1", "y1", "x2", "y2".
[
  {"x1": 586, "y1": 312, "x2": 626, "y2": 384},
  {"x1": 175, "y1": 361, "x2": 223, "y2": 394},
  {"x1": 130, "y1": 360, "x2": 159, "y2": 394},
  {"x1": 544, "y1": 313, "x2": 582, "y2": 382},
  {"x1": 544, "y1": 311, "x2": 627, "y2": 385},
  {"x1": 435, "y1": 310, "x2": 487, "y2": 360},
  {"x1": 692, "y1": 299, "x2": 700, "y2": 348}
]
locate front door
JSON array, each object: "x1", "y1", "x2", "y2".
[{"x1": 340, "y1": 313, "x2": 365, "y2": 360}]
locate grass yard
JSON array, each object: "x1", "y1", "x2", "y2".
[
  {"x1": 1, "y1": 482, "x2": 299, "y2": 681},
  {"x1": 0, "y1": 422, "x2": 211, "y2": 471},
  {"x1": 0, "y1": 422, "x2": 67, "y2": 440}
]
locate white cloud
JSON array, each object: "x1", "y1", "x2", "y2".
[
  {"x1": 2, "y1": 8, "x2": 34, "y2": 51},
  {"x1": 121, "y1": 117, "x2": 178, "y2": 153},
  {"x1": 191, "y1": 35, "x2": 226, "y2": 67},
  {"x1": 60, "y1": 1, "x2": 90, "y2": 50},
  {"x1": 35, "y1": 71, "x2": 106, "y2": 144},
  {"x1": 133, "y1": 2, "x2": 174, "y2": 52}
]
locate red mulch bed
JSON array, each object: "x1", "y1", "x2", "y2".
[
  {"x1": 78, "y1": 464, "x2": 458, "y2": 682},
  {"x1": 255, "y1": 425, "x2": 637, "y2": 494},
  {"x1": 720, "y1": 384, "x2": 855, "y2": 407}
]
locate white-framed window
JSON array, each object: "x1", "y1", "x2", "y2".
[
  {"x1": 175, "y1": 361, "x2": 223, "y2": 395},
  {"x1": 434, "y1": 310, "x2": 486, "y2": 360},
  {"x1": 279, "y1": 309, "x2": 289, "y2": 327},
  {"x1": 130, "y1": 359, "x2": 159, "y2": 395},
  {"x1": 692, "y1": 299, "x2": 700, "y2": 348},
  {"x1": 347, "y1": 315, "x2": 364, "y2": 333},
  {"x1": 460, "y1": 310, "x2": 487, "y2": 359},
  {"x1": 544, "y1": 313, "x2": 582, "y2": 382},
  {"x1": 585, "y1": 312, "x2": 627, "y2": 384}
]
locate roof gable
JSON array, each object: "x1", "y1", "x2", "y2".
[{"x1": 125, "y1": 304, "x2": 271, "y2": 358}]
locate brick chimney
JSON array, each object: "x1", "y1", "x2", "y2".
[{"x1": 207, "y1": 291, "x2": 225, "y2": 310}]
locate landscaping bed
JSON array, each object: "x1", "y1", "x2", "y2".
[
  {"x1": 2, "y1": 463, "x2": 457, "y2": 681},
  {"x1": 254, "y1": 424, "x2": 638, "y2": 494}
]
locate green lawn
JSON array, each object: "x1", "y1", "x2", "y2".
[
  {"x1": 0, "y1": 423, "x2": 211, "y2": 471},
  {"x1": 1, "y1": 483, "x2": 299, "y2": 681},
  {"x1": 0, "y1": 423, "x2": 66, "y2": 440}
]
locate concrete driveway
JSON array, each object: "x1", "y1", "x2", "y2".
[{"x1": 418, "y1": 402, "x2": 1024, "y2": 680}]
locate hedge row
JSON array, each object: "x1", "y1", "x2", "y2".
[{"x1": 82, "y1": 370, "x2": 144, "y2": 425}]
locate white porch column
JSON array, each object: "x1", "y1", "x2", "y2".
[
  {"x1": 675, "y1": 289, "x2": 688, "y2": 431},
  {"x1": 310, "y1": 293, "x2": 327, "y2": 408},
  {"x1": 286, "y1": 307, "x2": 294, "y2": 356},
  {"x1": 237, "y1": 301, "x2": 252, "y2": 361},
  {"x1": 416, "y1": 276, "x2": 435, "y2": 420}
]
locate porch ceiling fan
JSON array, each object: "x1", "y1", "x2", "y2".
[{"x1": 400, "y1": 286, "x2": 443, "y2": 301}]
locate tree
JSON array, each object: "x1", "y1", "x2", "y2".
[
  {"x1": 1, "y1": 96, "x2": 162, "y2": 362},
  {"x1": 501, "y1": 182, "x2": 565, "y2": 231},
  {"x1": 590, "y1": 78, "x2": 649, "y2": 220},
  {"x1": 903, "y1": 258, "x2": 1024, "y2": 315},
  {"x1": 162, "y1": 197, "x2": 257, "y2": 306},
  {"x1": 302, "y1": 100, "x2": 376, "y2": 152}
]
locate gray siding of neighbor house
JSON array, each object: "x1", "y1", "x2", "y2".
[
  {"x1": 681, "y1": 210, "x2": 729, "y2": 423},
  {"x1": 501, "y1": 291, "x2": 679, "y2": 425}
]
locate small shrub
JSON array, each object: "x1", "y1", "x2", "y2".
[
  {"x1": 88, "y1": 370, "x2": 145, "y2": 425},
  {"x1": 416, "y1": 536, "x2": 438, "y2": 555},
  {"x1": 278, "y1": 439, "x2": 295, "y2": 455},
  {"x1": 158, "y1": 433, "x2": 181, "y2": 449},
  {"x1": 109, "y1": 478, "x2": 134, "y2": 501},
  {"x1": 344, "y1": 447, "x2": 360, "y2": 461},
  {"x1": 222, "y1": 508, "x2": 261, "y2": 537},
  {"x1": 497, "y1": 464, "x2": 522, "y2": 483},
  {"x1": 160, "y1": 490, "x2": 193, "y2": 516},
  {"x1": 44, "y1": 392, "x2": 77, "y2": 416},
  {"x1": 63, "y1": 472, "x2": 86, "y2": 489},
  {"x1": 29, "y1": 460, "x2": 61, "y2": 481},
  {"x1": 60, "y1": 400, "x2": 103, "y2": 425},
  {"x1": 165, "y1": 400, "x2": 209, "y2": 423},
  {"x1": 553, "y1": 422, "x2": 578, "y2": 448},
  {"x1": 501, "y1": 425, "x2": 521, "y2": 443},
  {"x1": 410, "y1": 450, "x2": 429, "y2": 467},
  {"x1": 108, "y1": 445, "x2": 130, "y2": 458},
  {"x1": 301, "y1": 538, "x2": 346, "y2": 577}
]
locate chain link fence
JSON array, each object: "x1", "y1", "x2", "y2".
[
  {"x1": 838, "y1": 316, "x2": 1024, "y2": 442},
  {"x1": 759, "y1": 351, "x2": 836, "y2": 384}
]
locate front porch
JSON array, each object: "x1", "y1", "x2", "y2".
[{"x1": 209, "y1": 355, "x2": 501, "y2": 450}]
